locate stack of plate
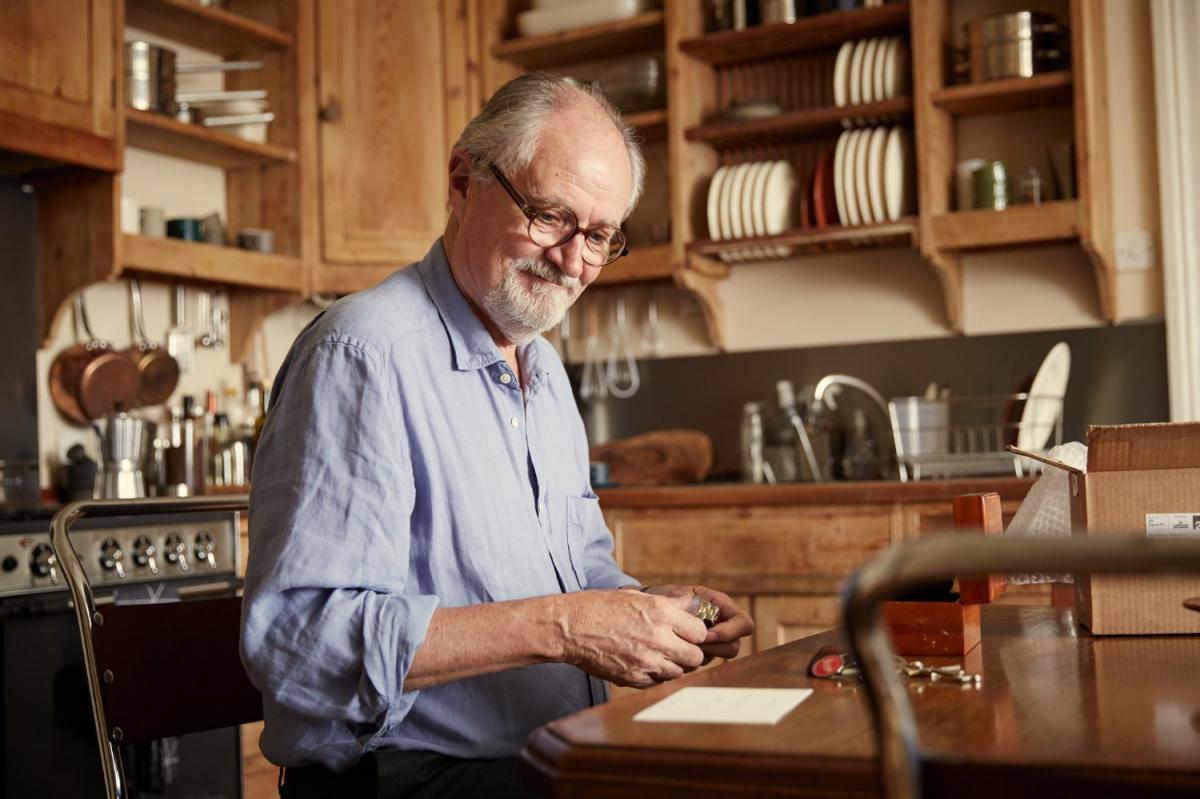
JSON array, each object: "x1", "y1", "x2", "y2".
[
  {"x1": 832, "y1": 125, "x2": 914, "y2": 226},
  {"x1": 706, "y1": 160, "x2": 797, "y2": 262},
  {"x1": 833, "y1": 35, "x2": 910, "y2": 108}
]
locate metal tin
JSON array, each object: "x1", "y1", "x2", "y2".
[
  {"x1": 760, "y1": 0, "x2": 800, "y2": 25},
  {"x1": 964, "y1": 11, "x2": 1065, "y2": 81},
  {"x1": 972, "y1": 161, "x2": 1009, "y2": 211},
  {"x1": 125, "y1": 41, "x2": 177, "y2": 115}
]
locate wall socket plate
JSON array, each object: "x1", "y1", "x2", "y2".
[{"x1": 1115, "y1": 229, "x2": 1155, "y2": 272}]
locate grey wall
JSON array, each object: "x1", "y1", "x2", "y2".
[{"x1": 573, "y1": 321, "x2": 1170, "y2": 478}]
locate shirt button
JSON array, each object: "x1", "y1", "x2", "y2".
[
  {"x1": 499, "y1": 373, "x2": 512, "y2": 385},
  {"x1": 510, "y1": 417, "x2": 520, "y2": 428}
]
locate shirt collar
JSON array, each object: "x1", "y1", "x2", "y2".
[{"x1": 417, "y1": 239, "x2": 549, "y2": 382}]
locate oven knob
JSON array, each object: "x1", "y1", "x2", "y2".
[
  {"x1": 132, "y1": 535, "x2": 159, "y2": 575},
  {"x1": 2, "y1": 555, "x2": 17, "y2": 572},
  {"x1": 99, "y1": 538, "x2": 126, "y2": 579},
  {"x1": 194, "y1": 530, "x2": 217, "y2": 569},
  {"x1": 164, "y1": 533, "x2": 189, "y2": 571},
  {"x1": 30, "y1": 544, "x2": 60, "y2": 585}
]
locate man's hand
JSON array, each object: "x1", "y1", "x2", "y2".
[
  {"x1": 642, "y1": 584, "x2": 754, "y2": 663},
  {"x1": 556, "y1": 590, "x2": 708, "y2": 688}
]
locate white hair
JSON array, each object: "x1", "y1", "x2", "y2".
[{"x1": 453, "y1": 72, "x2": 646, "y2": 219}]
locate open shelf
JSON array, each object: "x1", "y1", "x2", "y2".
[
  {"x1": 625, "y1": 109, "x2": 668, "y2": 141},
  {"x1": 491, "y1": 11, "x2": 665, "y2": 70},
  {"x1": 121, "y1": 234, "x2": 301, "y2": 291},
  {"x1": 689, "y1": 218, "x2": 917, "y2": 260},
  {"x1": 685, "y1": 97, "x2": 911, "y2": 148},
  {"x1": 593, "y1": 244, "x2": 673, "y2": 286},
  {"x1": 679, "y1": 1, "x2": 909, "y2": 66},
  {"x1": 126, "y1": 108, "x2": 296, "y2": 168},
  {"x1": 930, "y1": 201, "x2": 1079, "y2": 250},
  {"x1": 126, "y1": 0, "x2": 292, "y2": 55},
  {"x1": 931, "y1": 71, "x2": 1074, "y2": 117}
]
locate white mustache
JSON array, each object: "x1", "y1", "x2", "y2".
[{"x1": 515, "y1": 257, "x2": 580, "y2": 290}]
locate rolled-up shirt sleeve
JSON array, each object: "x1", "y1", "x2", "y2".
[
  {"x1": 241, "y1": 335, "x2": 438, "y2": 739},
  {"x1": 577, "y1": 492, "x2": 638, "y2": 589}
]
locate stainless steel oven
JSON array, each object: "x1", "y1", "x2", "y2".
[{"x1": 0, "y1": 506, "x2": 244, "y2": 798}]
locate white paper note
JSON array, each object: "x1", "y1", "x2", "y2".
[{"x1": 633, "y1": 687, "x2": 812, "y2": 725}]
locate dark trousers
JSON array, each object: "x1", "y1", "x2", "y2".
[{"x1": 278, "y1": 750, "x2": 542, "y2": 799}]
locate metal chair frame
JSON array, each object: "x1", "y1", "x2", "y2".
[{"x1": 51, "y1": 495, "x2": 253, "y2": 799}]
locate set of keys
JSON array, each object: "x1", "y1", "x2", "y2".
[{"x1": 806, "y1": 645, "x2": 982, "y2": 686}]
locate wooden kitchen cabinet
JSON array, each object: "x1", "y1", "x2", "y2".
[
  {"x1": 752, "y1": 594, "x2": 840, "y2": 652},
  {"x1": 0, "y1": 0, "x2": 123, "y2": 172},
  {"x1": 312, "y1": 0, "x2": 477, "y2": 293}
]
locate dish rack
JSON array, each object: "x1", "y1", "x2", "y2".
[{"x1": 888, "y1": 393, "x2": 1064, "y2": 482}]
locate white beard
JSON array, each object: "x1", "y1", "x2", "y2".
[{"x1": 483, "y1": 256, "x2": 580, "y2": 346}]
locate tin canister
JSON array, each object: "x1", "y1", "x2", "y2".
[{"x1": 972, "y1": 161, "x2": 1009, "y2": 210}]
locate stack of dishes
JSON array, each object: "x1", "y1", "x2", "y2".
[
  {"x1": 833, "y1": 35, "x2": 910, "y2": 108},
  {"x1": 706, "y1": 160, "x2": 797, "y2": 262},
  {"x1": 832, "y1": 125, "x2": 914, "y2": 226}
]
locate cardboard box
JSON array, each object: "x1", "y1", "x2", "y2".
[{"x1": 1069, "y1": 423, "x2": 1200, "y2": 635}]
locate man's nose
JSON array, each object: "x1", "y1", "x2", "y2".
[{"x1": 544, "y1": 231, "x2": 588, "y2": 279}]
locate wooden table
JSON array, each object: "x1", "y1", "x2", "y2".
[{"x1": 523, "y1": 606, "x2": 1200, "y2": 798}]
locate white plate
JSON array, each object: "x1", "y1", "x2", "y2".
[
  {"x1": 1017, "y1": 342, "x2": 1072, "y2": 451},
  {"x1": 517, "y1": 0, "x2": 653, "y2": 36},
  {"x1": 761, "y1": 160, "x2": 797, "y2": 236},
  {"x1": 847, "y1": 39, "x2": 866, "y2": 106},
  {"x1": 881, "y1": 36, "x2": 910, "y2": 100},
  {"x1": 706, "y1": 165, "x2": 729, "y2": 240},
  {"x1": 726, "y1": 162, "x2": 750, "y2": 240},
  {"x1": 865, "y1": 127, "x2": 888, "y2": 223},
  {"x1": 745, "y1": 161, "x2": 771, "y2": 258},
  {"x1": 854, "y1": 128, "x2": 876, "y2": 224},
  {"x1": 873, "y1": 37, "x2": 890, "y2": 103},
  {"x1": 833, "y1": 131, "x2": 850, "y2": 225},
  {"x1": 841, "y1": 130, "x2": 863, "y2": 226},
  {"x1": 860, "y1": 38, "x2": 881, "y2": 105},
  {"x1": 833, "y1": 40, "x2": 854, "y2": 108},
  {"x1": 883, "y1": 126, "x2": 913, "y2": 220}
]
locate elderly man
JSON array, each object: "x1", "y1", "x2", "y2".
[{"x1": 242, "y1": 73, "x2": 753, "y2": 798}]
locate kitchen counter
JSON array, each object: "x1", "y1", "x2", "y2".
[
  {"x1": 523, "y1": 605, "x2": 1200, "y2": 798},
  {"x1": 597, "y1": 477, "x2": 1036, "y2": 509}
]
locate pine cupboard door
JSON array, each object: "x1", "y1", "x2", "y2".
[
  {"x1": 0, "y1": 0, "x2": 122, "y2": 171},
  {"x1": 751, "y1": 594, "x2": 840, "y2": 653},
  {"x1": 315, "y1": 0, "x2": 473, "y2": 276}
]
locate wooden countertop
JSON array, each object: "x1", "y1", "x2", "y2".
[
  {"x1": 597, "y1": 477, "x2": 1035, "y2": 509},
  {"x1": 523, "y1": 605, "x2": 1200, "y2": 798}
]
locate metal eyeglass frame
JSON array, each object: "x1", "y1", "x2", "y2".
[{"x1": 488, "y1": 163, "x2": 628, "y2": 266}]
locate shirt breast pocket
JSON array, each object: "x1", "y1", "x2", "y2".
[{"x1": 564, "y1": 493, "x2": 602, "y2": 589}]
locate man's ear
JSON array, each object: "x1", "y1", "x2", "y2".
[{"x1": 447, "y1": 149, "x2": 474, "y2": 214}]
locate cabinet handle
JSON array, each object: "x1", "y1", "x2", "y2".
[{"x1": 319, "y1": 99, "x2": 341, "y2": 123}]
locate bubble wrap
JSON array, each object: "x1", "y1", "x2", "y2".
[{"x1": 1004, "y1": 441, "x2": 1088, "y2": 584}]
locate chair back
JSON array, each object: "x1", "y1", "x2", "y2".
[{"x1": 51, "y1": 496, "x2": 260, "y2": 799}]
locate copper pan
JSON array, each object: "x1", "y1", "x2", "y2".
[
  {"x1": 49, "y1": 293, "x2": 142, "y2": 426},
  {"x1": 122, "y1": 279, "x2": 180, "y2": 406}
]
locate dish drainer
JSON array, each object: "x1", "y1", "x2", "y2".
[{"x1": 888, "y1": 393, "x2": 1064, "y2": 482}]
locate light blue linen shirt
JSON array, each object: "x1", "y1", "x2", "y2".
[{"x1": 241, "y1": 240, "x2": 635, "y2": 770}]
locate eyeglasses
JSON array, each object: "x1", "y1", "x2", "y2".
[{"x1": 489, "y1": 163, "x2": 627, "y2": 267}]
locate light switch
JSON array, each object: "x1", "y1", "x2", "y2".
[{"x1": 1115, "y1": 230, "x2": 1155, "y2": 272}]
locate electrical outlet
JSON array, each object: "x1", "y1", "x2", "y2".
[{"x1": 1115, "y1": 229, "x2": 1155, "y2": 272}]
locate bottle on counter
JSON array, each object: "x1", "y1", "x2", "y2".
[
  {"x1": 740, "y1": 402, "x2": 769, "y2": 485},
  {"x1": 769, "y1": 380, "x2": 826, "y2": 483}
]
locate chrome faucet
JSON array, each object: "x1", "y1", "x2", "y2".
[{"x1": 811, "y1": 374, "x2": 906, "y2": 482}]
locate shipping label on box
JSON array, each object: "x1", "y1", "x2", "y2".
[{"x1": 1145, "y1": 513, "x2": 1200, "y2": 537}]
